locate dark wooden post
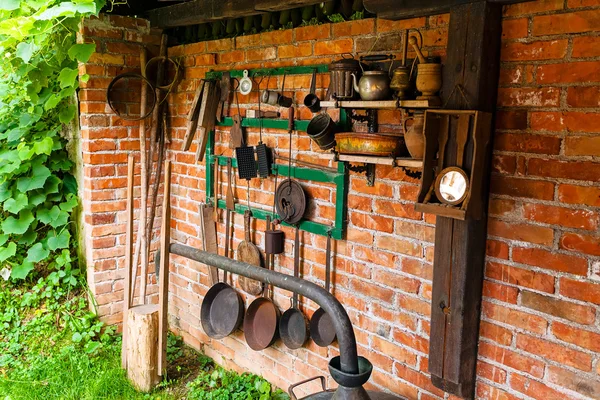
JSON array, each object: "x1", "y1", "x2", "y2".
[{"x1": 428, "y1": 2, "x2": 503, "y2": 399}]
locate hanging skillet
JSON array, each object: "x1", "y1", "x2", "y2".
[
  {"x1": 200, "y1": 267, "x2": 244, "y2": 339},
  {"x1": 244, "y1": 216, "x2": 280, "y2": 351},
  {"x1": 275, "y1": 107, "x2": 307, "y2": 225},
  {"x1": 279, "y1": 226, "x2": 309, "y2": 349}
]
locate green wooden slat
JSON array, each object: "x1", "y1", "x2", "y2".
[
  {"x1": 206, "y1": 65, "x2": 329, "y2": 80},
  {"x1": 216, "y1": 116, "x2": 309, "y2": 132}
]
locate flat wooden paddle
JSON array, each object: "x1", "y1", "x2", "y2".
[{"x1": 236, "y1": 210, "x2": 263, "y2": 296}]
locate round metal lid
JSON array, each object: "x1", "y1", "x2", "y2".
[{"x1": 275, "y1": 179, "x2": 306, "y2": 225}]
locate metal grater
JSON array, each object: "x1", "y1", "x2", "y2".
[
  {"x1": 235, "y1": 145, "x2": 257, "y2": 180},
  {"x1": 255, "y1": 143, "x2": 271, "y2": 178}
]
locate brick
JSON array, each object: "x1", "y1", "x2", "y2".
[
  {"x1": 394, "y1": 363, "x2": 445, "y2": 397},
  {"x1": 374, "y1": 200, "x2": 421, "y2": 220},
  {"x1": 564, "y1": 136, "x2": 600, "y2": 156},
  {"x1": 477, "y1": 383, "x2": 521, "y2": 400},
  {"x1": 486, "y1": 261, "x2": 555, "y2": 293},
  {"x1": 495, "y1": 110, "x2": 528, "y2": 131},
  {"x1": 349, "y1": 279, "x2": 394, "y2": 302},
  {"x1": 494, "y1": 133, "x2": 561, "y2": 154},
  {"x1": 487, "y1": 219, "x2": 554, "y2": 246},
  {"x1": 314, "y1": 39, "x2": 353, "y2": 56},
  {"x1": 487, "y1": 240, "x2": 509, "y2": 260},
  {"x1": 479, "y1": 321, "x2": 513, "y2": 346},
  {"x1": 295, "y1": 24, "x2": 330, "y2": 41},
  {"x1": 355, "y1": 32, "x2": 405, "y2": 53},
  {"x1": 350, "y1": 212, "x2": 394, "y2": 233},
  {"x1": 376, "y1": 236, "x2": 421, "y2": 257},
  {"x1": 477, "y1": 360, "x2": 507, "y2": 384},
  {"x1": 400, "y1": 258, "x2": 432, "y2": 280},
  {"x1": 490, "y1": 176, "x2": 555, "y2": 200},
  {"x1": 504, "y1": 0, "x2": 564, "y2": 16},
  {"x1": 558, "y1": 184, "x2": 600, "y2": 207},
  {"x1": 482, "y1": 301, "x2": 548, "y2": 335},
  {"x1": 392, "y1": 329, "x2": 429, "y2": 354},
  {"x1": 246, "y1": 47, "x2": 276, "y2": 61},
  {"x1": 499, "y1": 65, "x2": 524, "y2": 85},
  {"x1": 497, "y1": 87, "x2": 560, "y2": 107},
  {"x1": 572, "y1": 35, "x2": 600, "y2": 58},
  {"x1": 563, "y1": 112, "x2": 600, "y2": 132},
  {"x1": 553, "y1": 322, "x2": 600, "y2": 353},
  {"x1": 537, "y1": 61, "x2": 600, "y2": 84},
  {"x1": 510, "y1": 374, "x2": 569, "y2": 400},
  {"x1": 522, "y1": 290, "x2": 596, "y2": 325},
  {"x1": 533, "y1": 10, "x2": 600, "y2": 36},
  {"x1": 206, "y1": 38, "x2": 232, "y2": 52},
  {"x1": 560, "y1": 277, "x2": 600, "y2": 305},
  {"x1": 478, "y1": 342, "x2": 545, "y2": 378},
  {"x1": 492, "y1": 155, "x2": 517, "y2": 174},
  {"x1": 528, "y1": 158, "x2": 600, "y2": 182},
  {"x1": 523, "y1": 203, "x2": 598, "y2": 231},
  {"x1": 483, "y1": 281, "x2": 519, "y2": 304},
  {"x1": 194, "y1": 54, "x2": 216, "y2": 66},
  {"x1": 501, "y1": 18, "x2": 529, "y2": 39},
  {"x1": 519, "y1": 333, "x2": 593, "y2": 371},
  {"x1": 373, "y1": 269, "x2": 420, "y2": 294},
  {"x1": 561, "y1": 232, "x2": 600, "y2": 256},
  {"x1": 354, "y1": 245, "x2": 395, "y2": 267},
  {"x1": 489, "y1": 199, "x2": 517, "y2": 217},
  {"x1": 546, "y1": 366, "x2": 600, "y2": 399},
  {"x1": 217, "y1": 50, "x2": 244, "y2": 64},
  {"x1": 333, "y1": 19, "x2": 375, "y2": 37},
  {"x1": 235, "y1": 33, "x2": 261, "y2": 49},
  {"x1": 377, "y1": 17, "x2": 426, "y2": 32},
  {"x1": 351, "y1": 179, "x2": 393, "y2": 197},
  {"x1": 501, "y1": 40, "x2": 568, "y2": 61},
  {"x1": 512, "y1": 247, "x2": 588, "y2": 275},
  {"x1": 567, "y1": 86, "x2": 600, "y2": 107},
  {"x1": 260, "y1": 29, "x2": 292, "y2": 46},
  {"x1": 529, "y1": 111, "x2": 565, "y2": 131}
]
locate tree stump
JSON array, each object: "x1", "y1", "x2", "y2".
[{"x1": 126, "y1": 304, "x2": 160, "y2": 392}]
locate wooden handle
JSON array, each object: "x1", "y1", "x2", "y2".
[
  {"x1": 288, "y1": 106, "x2": 295, "y2": 131},
  {"x1": 213, "y1": 158, "x2": 219, "y2": 222},
  {"x1": 244, "y1": 210, "x2": 251, "y2": 242},
  {"x1": 409, "y1": 35, "x2": 426, "y2": 64}
]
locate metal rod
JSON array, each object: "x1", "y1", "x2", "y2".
[{"x1": 167, "y1": 243, "x2": 359, "y2": 374}]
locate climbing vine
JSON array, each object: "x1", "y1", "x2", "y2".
[{"x1": 0, "y1": 0, "x2": 105, "y2": 280}]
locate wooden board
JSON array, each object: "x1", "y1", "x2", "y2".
[
  {"x1": 364, "y1": 0, "x2": 527, "y2": 20},
  {"x1": 148, "y1": 0, "x2": 257, "y2": 28},
  {"x1": 121, "y1": 155, "x2": 135, "y2": 369},
  {"x1": 427, "y1": 2, "x2": 502, "y2": 398},
  {"x1": 157, "y1": 160, "x2": 172, "y2": 376},
  {"x1": 183, "y1": 81, "x2": 205, "y2": 152}
]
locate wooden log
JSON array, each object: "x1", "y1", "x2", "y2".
[
  {"x1": 148, "y1": 0, "x2": 257, "y2": 28},
  {"x1": 363, "y1": 0, "x2": 527, "y2": 20},
  {"x1": 126, "y1": 304, "x2": 160, "y2": 392},
  {"x1": 121, "y1": 155, "x2": 135, "y2": 369},
  {"x1": 428, "y1": 2, "x2": 502, "y2": 398},
  {"x1": 157, "y1": 160, "x2": 172, "y2": 375}
]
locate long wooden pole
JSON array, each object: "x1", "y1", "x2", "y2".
[
  {"x1": 132, "y1": 48, "x2": 149, "y2": 305},
  {"x1": 121, "y1": 154, "x2": 135, "y2": 369},
  {"x1": 157, "y1": 160, "x2": 172, "y2": 376}
]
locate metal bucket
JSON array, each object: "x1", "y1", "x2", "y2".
[{"x1": 307, "y1": 114, "x2": 336, "y2": 151}]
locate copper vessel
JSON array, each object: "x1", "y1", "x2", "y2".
[
  {"x1": 335, "y1": 132, "x2": 406, "y2": 157},
  {"x1": 390, "y1": 66, "x2": 412, "y2": 100}
]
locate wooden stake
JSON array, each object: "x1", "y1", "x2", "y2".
[
  {"x1": 121, "y1": 154, "x2": 135, "y2": 369},
  {"x1": 157, "y1": 160, "x2": 172, "y2": 376}
]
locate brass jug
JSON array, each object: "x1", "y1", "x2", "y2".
[{"x1": 390, "y1": 66, "x2": 411, "y2": 100}]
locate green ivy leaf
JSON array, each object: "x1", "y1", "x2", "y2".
[
  {"x1": 63, "y1": 174, "x2": 77, "y2": 194},
  {"x1": 0, "y1": 234, "x2": 8, "y2": 246},
  {"x1": 0, "y1": 182, "x2": 12, "y2": 202},
  {"x1": 71, "y1": 332, "x2": 83, "y2": 343},
  {"x1": 2, "y1": 209, "x2": 34, "y2": 235},
  {"x1": 67, "y1": 43, "x2": 96, "y2": 63},
  {"x1": 18, "y1": 229, "x2": 37, "y2": 246},
  {"x1": 26, "y1": 242, "x2": 49, "y2": 263},
  {"x1": 47, "y1": 229, "x2": 70, "y2": 251},
  {"x1": 60, "y1": 194, "x2": 78, "y2": 212},
  {"x1": 32, "y1": 137, "x2": 53, "y2": 156},
  {"x1": 0, "y1": 242, "x2": 16, "y2": 262},
  {"x1": 43, "y1": 175, "x2": 60, "y2": 194},
  {"x1": 55, "y1": 249, "x2": 71, "y2": 267},
  {"x1": 58, "y1": 67, "x2": 79, "y2": 89},
  {"x1": 16, "y1": 163, "x2": 50, "y2": 192},
  {"x1": 4, "y1": 192, "x2": 28, "y2": 214},
  {"x1": 11, "y1": 261, "x2": 34, "y2": 280},
  {"x1": 0, "y1": 0, "x2": 20, "y2": 11},
  {"x1": 44, "y1": 93, "x2": 61, "y2": 111},
  {"x1": 59, "y1": 105, "x2": 76, "y2": 124},
  {"x1": 37, "y1": 205, "x2": 60, "y2": 225},
  {"x1": 28, "y1": 191, "x2": 47, "y2": 206},
  {"x1": 15, "y1": 41, "x2": 38, "y2": 63}
]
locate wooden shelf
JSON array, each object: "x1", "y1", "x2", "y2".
[
  {"x1": 320, "y1": 99, "x2": 433, "y2": 109},
  {"x1": 337, "y1": 154, "x2": 423, "y2": 168}
]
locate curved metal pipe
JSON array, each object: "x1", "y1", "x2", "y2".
[{"x1": 168, "y1": 243, "x2": 359, "y2": 374}]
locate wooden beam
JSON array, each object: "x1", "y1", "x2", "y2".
[
  {"x1": 364, "y1": 0, "x2": 526, "y2": 20},
  {"x1": 148, "y1": 0, "x2": 257, "y2": 28},
  {"x1": 255, "y1": 0, "x2": 323, "y2": 12},
  {"x1": 428, "y1": 2, "x2": 502, "y2": 399}
]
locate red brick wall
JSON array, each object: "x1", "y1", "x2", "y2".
[{"x1": 78, "y1": 2, "x2": 600, "y2": 399}]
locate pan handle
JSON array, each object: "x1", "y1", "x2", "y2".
[{"x1": 288, "y1": 376, "x2": 327, "y2": 400}]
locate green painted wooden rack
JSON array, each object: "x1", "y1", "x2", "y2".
[{"x1": 203, "y1": 64, "x2": 350, "y2": 240}]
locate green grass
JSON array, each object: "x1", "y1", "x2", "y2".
[{"x1": 0, "y1": 277, "x2": 288, "y2": 400}]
